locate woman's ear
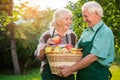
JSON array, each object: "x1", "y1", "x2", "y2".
[{"x1": 56, "y1": 19, "x2": 61, "y2": 25}]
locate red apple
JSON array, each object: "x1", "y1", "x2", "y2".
[
  {"x1": 52, "y1": 36, "x2": 61, "y2": 44},
  {"x1": 65, "y1": 44, "x2": 73, "y2": 50}
]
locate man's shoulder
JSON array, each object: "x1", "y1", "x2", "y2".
[
  {"x1": 99, "y1": 25, "x2": 114, "y2": 37},
  {"x1": 102, "y1": 25, "x2": 113, "y2": 34}
]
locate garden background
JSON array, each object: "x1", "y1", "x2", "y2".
[{"x1": 0, "y1": 0, "x2": 120, "y2": 80}]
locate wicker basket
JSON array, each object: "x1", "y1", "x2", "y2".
[{"x1": 46, "y1": 53, "x2": 83, "y2": 74}]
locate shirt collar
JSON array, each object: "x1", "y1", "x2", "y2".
[{"x1": 92, "y1": 20, "x2": 104, "y2": 32}]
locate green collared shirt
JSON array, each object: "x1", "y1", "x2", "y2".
[{"x1": 78, "y1": 20, "x2": 114, "y2": 67}]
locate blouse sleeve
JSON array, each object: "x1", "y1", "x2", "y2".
[{"x1": 34, "y1": 32, "x2": 48, "y2": 60}]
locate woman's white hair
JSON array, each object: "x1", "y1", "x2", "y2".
[
  {"x1": 49, "y1": 8, "x2": 73, "y2": 28},
  {"x1": 81, "y1": 1, "x2": 103, "y2": 17}
]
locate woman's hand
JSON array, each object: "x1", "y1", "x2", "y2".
[{"x1": 46, "y1": 38, "x2": 55, "y2": 45}]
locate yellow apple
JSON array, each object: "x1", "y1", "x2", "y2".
[
  {"x1": 70, "y1": 48, "x2": 83, "y2": 54},
  {"x1": 45, "y1": 46, "x2": 52, "y2": 53}
]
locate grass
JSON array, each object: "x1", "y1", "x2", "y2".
[
  {"x1": 110, "y1": 64, "x2": 120, "y2": 80},
  {"x1": 0, "y1": 68, "x2": 41, "y2": 80},
  {"x1": 0, "y1": 64, "x2": 120, "y2": 80}
]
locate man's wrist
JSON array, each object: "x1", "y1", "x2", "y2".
[{"x1": 70, "y1": 65, "x2": 76, "y2": 73}]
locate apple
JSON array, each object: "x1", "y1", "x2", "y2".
[
  {"x1": 45, "y1": 46, "x2": 52, "y2": 53},
  {"x1": 70, "y1": 48, "x2": 78, "y2": 54},
  {"x1": 52, "y1": 36, "x2": 61, "y2": 44},
  {"x1": 53, "y1": 45, "x2": 61, "y2": 53},
  {"x1": 70, "y1": 48, "x2": 83, "y2": 54},
  {"x1": 61, "y1": 48, "x2": 69, "y2": 54},
  {"x1": 65, "y1": 44, "x2": 73, "y2": 50}
]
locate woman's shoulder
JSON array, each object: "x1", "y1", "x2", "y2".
[
  {"x1": 66, "y1": 29, "x2": 77, "y2": 40},
  {"x1": 68, "y1": 29, "x2": 75, "y2": 34},
  {"x1": 40, "y1": 30, "x2": 51, "y2": 38},
  {"x1": 69, "y1": 29, "x2": 77, "y2": 36},
  {"x1": 42, "y1": 30, "x2": 50, "y2": 35},
  {"x1": 39, "y1": 30, "x2": 51, "y2": 43}
]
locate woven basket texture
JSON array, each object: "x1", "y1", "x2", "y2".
[{"x1": 47, "y1": 53, "x2": 83, "y2": 74}]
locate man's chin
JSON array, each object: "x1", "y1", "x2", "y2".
[
  {"x1": 65, "y1": 26, "x2": 70, "y2": 29},
  {"x1": 88, "y1": 24, "x2": 92, "y2": 27}
]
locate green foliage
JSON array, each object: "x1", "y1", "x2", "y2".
[
  {"x1": 0, "y1": 11, "x2": 12, "y2": 27},
  {"x1": 0, "y1": 0, "x2": 20, "y2": 33},
  {"x1": 68, "y1": 0, "x2": 120, "y2": 55},
  {"x1": 96, "y1": 0, "x2": 120, "y2": 55},
  {"x1": 14, "y1": 7, "x2": 53, "y2": 71},
  {"x1": 67, "y1": 0, "x2": 88, "y2": 39},
  {"x1": 0, "y1": 0, "x2": 53, "y2": 73}
]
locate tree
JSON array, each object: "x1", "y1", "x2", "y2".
[
  {"x1": 0, "y1": 0, "x2": 21, "y2": 74},
  {"x1": 14, "y1": 5, "x2": 53, "y2": 71},
  {"x1": 0, "y1": 0, "x2": 53, "y2": 74},
  {"x1": 96, "y1": 0, "x2": 120, "y2": 54},
  {"x1": 67, "y1": 0, "x2": 87, "y2": 39}
]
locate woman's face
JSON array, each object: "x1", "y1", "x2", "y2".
[
  {"x1": 82, "y1": 9, "x2": 99, "y2": 27},
  {"x1": 58, "y1": 14, "x2": 72, "y2": 30}
]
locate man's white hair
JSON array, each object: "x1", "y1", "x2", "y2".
[{"x1": 81, "y1": 1, "x2": 103, "y2": 17}]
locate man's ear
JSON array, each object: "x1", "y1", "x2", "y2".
[{"x1": 94, "y1": 11, "x2": 99, "y2": 16}]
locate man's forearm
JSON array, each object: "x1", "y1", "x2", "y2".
[{"x1": 71, "y1": 54, "x2": 98, "y2": 72}]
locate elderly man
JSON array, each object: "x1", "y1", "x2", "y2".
[{"x1": 59, "y1": 1, "x2": 114, "y2": 80}]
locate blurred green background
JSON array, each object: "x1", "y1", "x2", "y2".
[{"x1": 0, "y1": 0, "x2": 120, "y2": 80}]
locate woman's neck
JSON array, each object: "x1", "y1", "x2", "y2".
[{"x1": 55, "y1": 27, "x2": 67, "y2": 37}]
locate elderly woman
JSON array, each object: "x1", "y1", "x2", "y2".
[
  {"x1": 34, "y1": 8, "x2": 77, "y2": 80},
  {"x1": 59, "y1": 1, "x2": 114, "y2": 80}
]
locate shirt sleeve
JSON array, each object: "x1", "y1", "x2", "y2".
[
  {"x1": 90, "y1": 27, "x2": 113, "y2": 59},
  {"x1": 34, "y1": 32, "x2": 47, "y2": 58}
]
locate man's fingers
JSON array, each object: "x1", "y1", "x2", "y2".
[{"x1": 57, "y1": 68, "x2": 63, "y2": 77}]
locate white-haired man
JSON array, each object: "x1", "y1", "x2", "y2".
[{"x1": 59, "y1": 1, "x2": 114, "y2": 80}]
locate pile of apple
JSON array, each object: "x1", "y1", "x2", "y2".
[{"x1": 45, "y1": 36, "x2": 82, "y2": 54}]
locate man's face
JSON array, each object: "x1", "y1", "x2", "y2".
[{"x1": 82, "y1": 9, "x2": 98, "y2": 27}]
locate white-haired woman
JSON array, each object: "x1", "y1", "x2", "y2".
[
  {"x1": 59, "y1": 1, "x2": 114, "y2": 80},
  {"x1": 34, "y1": 8, "x2": 77, "y2": 80}
]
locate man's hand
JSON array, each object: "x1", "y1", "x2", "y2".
[
  {"x1": 57, "y1": 54, "x2": 98, "y2": 77},
  {"x1": 58, "y1": 65, "x2": 73, "y2": 77}
]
